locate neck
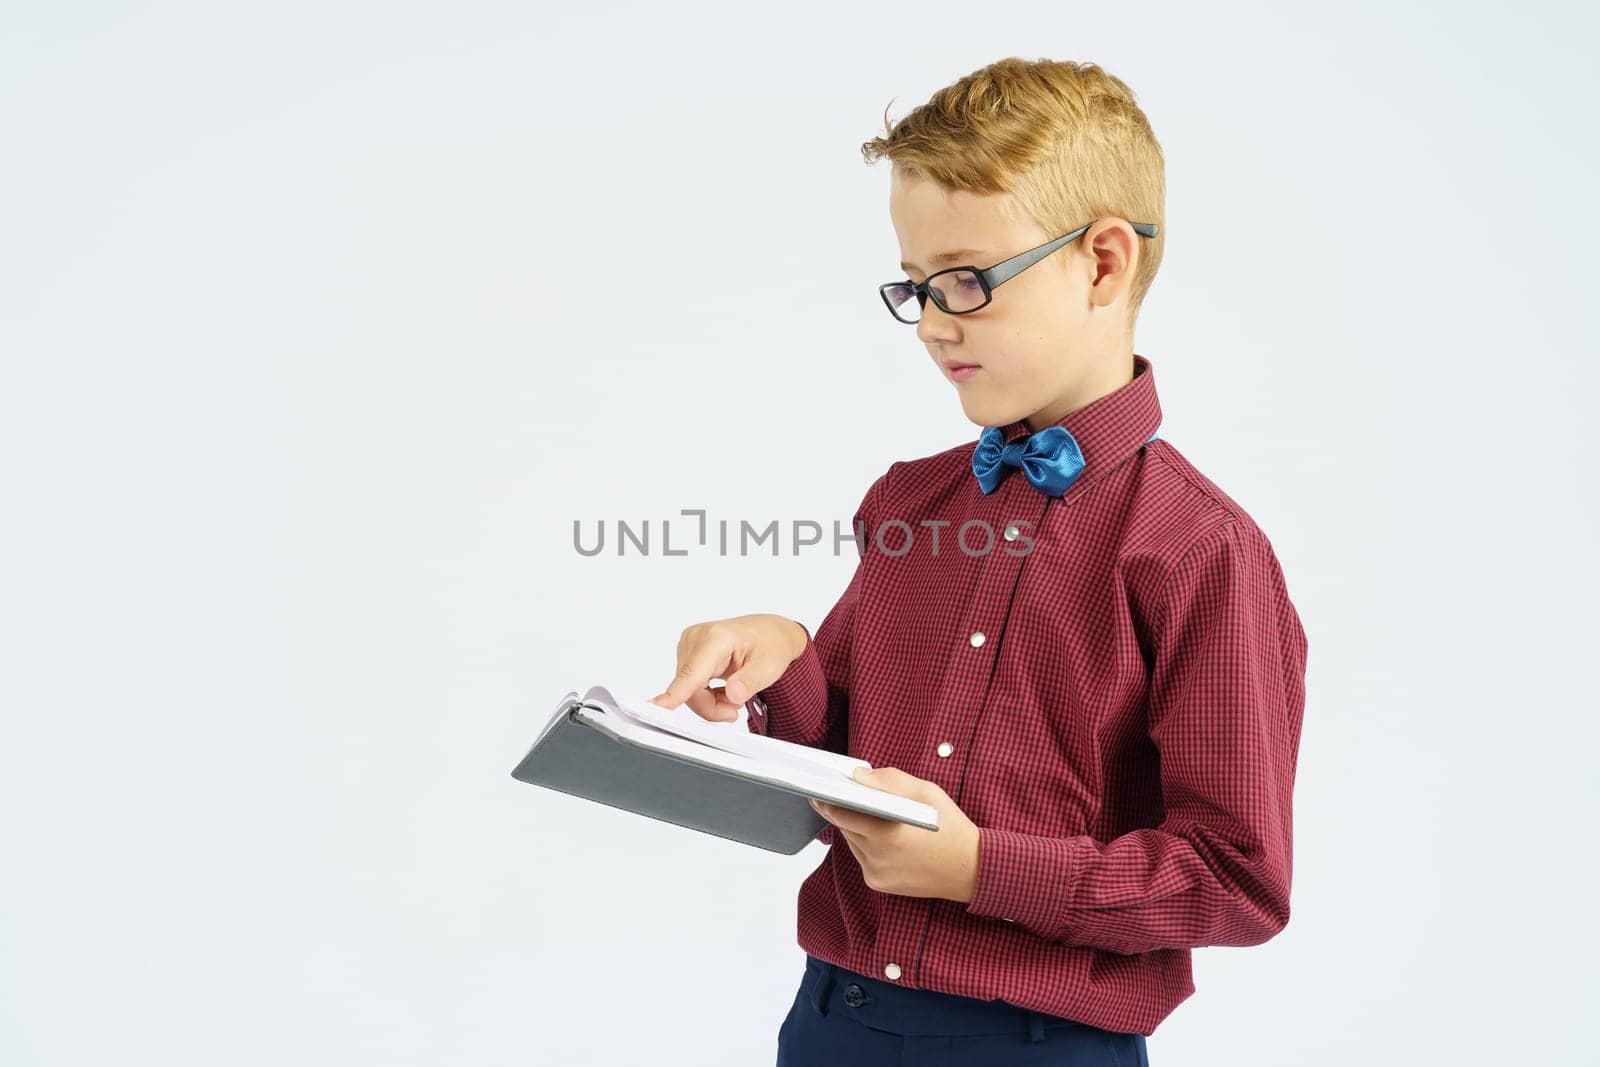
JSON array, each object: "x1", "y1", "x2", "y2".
[{"x1": 1024, "y1": 352, "x2": 1137, "y2": 433}]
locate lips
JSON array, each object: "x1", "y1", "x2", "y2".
[{"x1": 942, "y1": 360, "x2": 981, "y2": 371}]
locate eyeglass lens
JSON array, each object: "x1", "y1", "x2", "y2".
[{"x1": 884, "y1": 269, "x2": 986, "y2": 322}]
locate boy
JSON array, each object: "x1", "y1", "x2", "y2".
[{"x1": 651, "y1": 56, "x2": 1308, "y2": 1065}]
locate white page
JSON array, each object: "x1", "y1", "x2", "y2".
[
  {"x1": 572, "y1": 705, "x2": 938, "y2": 831},
  {"x1": 581, "y1": 685, "x2": 870, "y2": 781}
]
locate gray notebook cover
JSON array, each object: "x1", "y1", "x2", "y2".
[{"x1": 510, "y1": 692, "x2": 836, "y2": 855}]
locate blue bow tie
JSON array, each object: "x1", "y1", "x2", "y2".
[
  {"x1": 972, "y1": 425, "x2": 1085, "y2": 497},
  {"x1": 972, "y1": 426, "x2": 1159, "y2": 497}
]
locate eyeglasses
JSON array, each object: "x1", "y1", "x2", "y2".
[{"x1": 879, "y1": 219, "x2": 1160, "y2": 324}]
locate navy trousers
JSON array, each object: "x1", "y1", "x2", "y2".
[{"x1": 776, "y1": 954, "x2": 1150, "y2": 1066}]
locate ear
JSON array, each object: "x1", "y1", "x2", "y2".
[{"x1": 1085, "y1": 220, "x2": 1139, "y2": 305}]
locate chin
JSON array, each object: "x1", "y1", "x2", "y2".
[{"x1": 957, "y1": 395, "x2": 1018, "y2": 429}]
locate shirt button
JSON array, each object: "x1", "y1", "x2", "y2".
[
  {"x1": 969, "y1": 631, "x2": 986, "y2": 647},
  {"x1": 751, "y1": 695, "x2": 765, "y2": 716},
  {"x1": 883, "y1": 962, "x2": 902, "y2": 980},
  {"x1": 937, "y1": 741, "x2": 954, "y2": 757},
  {"x1": 1003, "y1": 522, "x2": 1021, "y2": 541}
]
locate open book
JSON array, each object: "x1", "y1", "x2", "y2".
[{"x1": 510, "y1": 685, "x2": 939, "y2": 854}]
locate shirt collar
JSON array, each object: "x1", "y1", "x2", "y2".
[{"x1": 992, "y1": 352, "x2": 1162, "y2": 495}]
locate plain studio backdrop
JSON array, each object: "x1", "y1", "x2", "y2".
[{"x1": 2, "y1": 2, "x2": 1596, "y2": 1064}]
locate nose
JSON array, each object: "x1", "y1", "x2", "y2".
[{"x1": 916, "y1": 299, "x2": 958, "y2": 345}]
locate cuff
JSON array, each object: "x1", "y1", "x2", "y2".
[
  {"x1": 963, "y1": 827, "x2": 1072, "y2": 936},
  {"x1": 744, "y1": 693, "x2": 770, "y2": 736},
  {"x1": 743, "y1": 625, "x2": 829, "y2": 746}
]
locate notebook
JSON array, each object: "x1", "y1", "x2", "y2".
[{"x1": 510, "y1": 685, "x2": 940, "y2": 854}]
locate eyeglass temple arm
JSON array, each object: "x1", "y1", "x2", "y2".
[{"x1": 983, "y1": 221, "x2": 1161, "y2": 288}]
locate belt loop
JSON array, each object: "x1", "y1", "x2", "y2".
[
  {"x1": 809, "y1": 961, "x2": 837, "y2": 1017},
  {"x1": 1028, "y1": 1010, "x2": 1046, "y2": 1043}
]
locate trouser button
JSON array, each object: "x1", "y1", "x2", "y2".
[{"x1": 843, "y1": 984, "x2": 866, "y2": 1008}]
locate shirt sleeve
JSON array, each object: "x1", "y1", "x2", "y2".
[
  {"x1": 744, "y1": 471, "x2": 887, "y2": 842},
  {"x1": 742, "y1": 602, "x2": 844, "y2": 751},
  {"x1": 964, "y1": 519, "x2": 1309, "y2": 953}
]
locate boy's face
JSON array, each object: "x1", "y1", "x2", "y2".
[{"x1": 887, "y1": 168, "x2": 1141, "y2": 432}]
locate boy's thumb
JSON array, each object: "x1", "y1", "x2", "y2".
[{"x1": 723, "y1": 676, "x2": 748, "y2": 705}]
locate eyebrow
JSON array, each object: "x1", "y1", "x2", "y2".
[{"x1": 900, "y1": 249, "x2": 988, "y2": 272}]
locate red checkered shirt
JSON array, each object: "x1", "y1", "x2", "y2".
[{"x1": 745, "y1": 353, "x2": 1309, "y2": 1036}]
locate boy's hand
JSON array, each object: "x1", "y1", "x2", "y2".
[
  {"x1": 810, "y1": 767, "x2": 982, "y2": 904},
  {"x1": 649, "y1": 613, "x2": 810, "y2": 723}
]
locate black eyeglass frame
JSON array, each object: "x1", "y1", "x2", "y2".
[{"x1": 879, "y1": 219, "x2": 1161, "y2": 324}]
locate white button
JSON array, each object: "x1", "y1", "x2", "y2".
[
  {"x1": 751, "y1": 696, "x2": 765, "y2": 716},
  {"x1": 969, "y1": 631, "x2": 986, "y2": 647},
  {"x1": 937, "y1": 741, "x2": 954, "y2": 757},
  {"x1": 1003, "y1": 523, "x2": 1021, "y2": 541},
  {"x1": 883, "y1": 962, "x2": 901, "y2": 980},
  {"x1": 1003, "y1": 917, "x2": 1016, "y2": 923}
]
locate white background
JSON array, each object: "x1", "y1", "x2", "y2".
[{"x1": 3, "y1": 2, "x2": 1596, "y2": 1064}]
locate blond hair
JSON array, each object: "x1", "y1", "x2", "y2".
[{"x1": 862, "y1": 57, "x2": 1166, "y2": 327}]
